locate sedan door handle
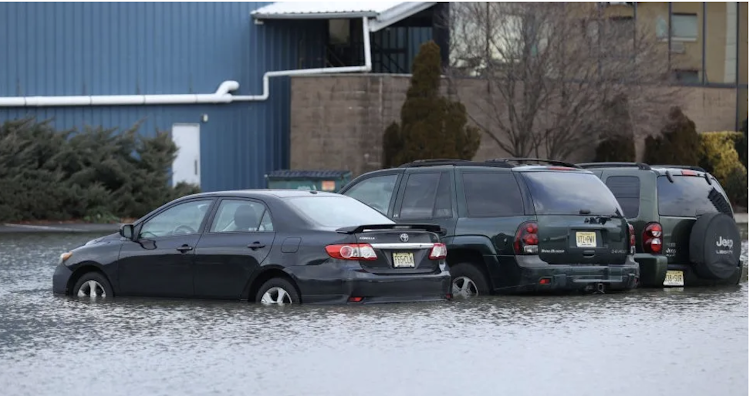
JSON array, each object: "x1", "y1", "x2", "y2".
[
  {"x1": 248, "y1": 242, "x2": 266, "y2": 250},
  {"x1": 177, "y1": 245, "x2": 194, "y2": 253}
]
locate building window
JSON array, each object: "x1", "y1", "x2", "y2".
[
  {"x1": 672, "y1": 69, "x2": 700, "y2": 84},
  {"x1": 656, "y1": 13, "x2": 698, "y2": 41},
  {"x1": 672, "y1": 13, "x2": 698, "y2": 40},
  {"x1": 328, "y1": 19, "x2": 350, "y2": 45}
]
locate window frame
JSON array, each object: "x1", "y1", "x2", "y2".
[
  {"x1": 205, "y1": 197, "x2": 275, "y2": 234},
  {"x1": 604, "y1": 175, "x2": 642, "y2": 220},
  {"x1": 135, "y1": 198, "x2": 216, "y2": 240},
  {"x1": 341, "y1": 170, "x2": 404, "y2": 217},
  {"x1": 458, "y1": 169, "x2": 527, "y2": 218},
  {"x1": 394, "y1": 171, "x2": 452, "y2": 221}
]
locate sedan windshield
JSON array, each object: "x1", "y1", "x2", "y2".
[{"x1": 284, "y1": 195, "x2": 395, "y2": 229}]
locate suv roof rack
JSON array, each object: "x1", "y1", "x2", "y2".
[
  {"x1": 577, "y1": 162, "x2": 652, "y2": 171},
  {"x1": 398, "y1": 159, "x2": 514, "y2": 169},
  {"x1": 486, "y1": 157, "x2": 582, "y2": 168},
  {"x1": 650, "y1": 164, "x2": 707, "y2": 173}
]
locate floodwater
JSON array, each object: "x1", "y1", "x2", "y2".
[{"x1": 0, "y1": 232, "x2": 748, "y2": 396}]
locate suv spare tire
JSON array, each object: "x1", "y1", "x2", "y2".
[{"x1": 689, "y1": 212, "x2": 742, "y2": 280}]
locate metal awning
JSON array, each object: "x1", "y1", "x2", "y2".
[{"x1": 251, "y1": 1, "x2": 437, "y2": 32}]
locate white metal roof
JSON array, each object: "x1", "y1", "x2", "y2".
[{"x1": 251, "y1": 2, "x2": 437, "y2": 32}]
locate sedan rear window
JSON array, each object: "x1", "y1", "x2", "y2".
[
  {"x1": 521, "y1": 171, "x2": 624, "y2": 216},
  {"x1": 285, "y1": 196, "x2": 395, "y2": 228},
  {"x1": 656, "y1": 175, "x2": 733, "y2": 217}
]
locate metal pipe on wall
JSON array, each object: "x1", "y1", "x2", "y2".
[
  {"x1": 702, "y1": 2, "x2": 707, "y2": 84},
  {"x1": 0, "y1": 17, "x2": 373, "y2": 107}
]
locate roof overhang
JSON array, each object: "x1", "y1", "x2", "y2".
[{"x1": 251, "y1": 2, "x2": 438, "y2": 32}]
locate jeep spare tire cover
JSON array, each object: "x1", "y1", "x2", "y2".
[{"x1": 689, "y1": 212, "x2": 742, "y2": 280}]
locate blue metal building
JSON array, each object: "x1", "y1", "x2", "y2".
[{"x1": 0, "y1": 2, "x2": 443, "y2": 192}]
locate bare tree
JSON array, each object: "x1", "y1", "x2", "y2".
[{"x1": 443, "y1": 2, "x2": 683, "y2": 160}]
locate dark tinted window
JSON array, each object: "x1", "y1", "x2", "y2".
[
  {"x1": 461, "y1": 172, "x2": 524, "y2": 217},
  {"x1": 657, "y1": 175, "x2": 733, "y2": 217},
  {"x1": 399, "y1": 172, "x2": 452, "y2": 220},
  {"x1": 521, "y1": 172, "x2": 623, "y2": 216},
  {"x1": 605, "y1": 176, "x2": 641, "y2": 218}
]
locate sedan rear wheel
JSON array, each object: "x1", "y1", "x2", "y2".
[
  {"x1": 255, "y1": 278, "x2": 300, "y2": 305},
  {"x1": 72, "y1": 271, "x2": 113, "y2": 299}
]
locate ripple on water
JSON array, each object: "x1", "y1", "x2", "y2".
[{"x1": 0, "y1": 233, "x2": 747, "y2": 396}]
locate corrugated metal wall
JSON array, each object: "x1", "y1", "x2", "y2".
[
  {"x1": 0, "y1": 2, "x2": 326, "y2": 192},
  {"x1": 371, "y1": 27, "x2": 433, "y2": 74}
]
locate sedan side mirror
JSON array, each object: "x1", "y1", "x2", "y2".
[{"x1": 119, "y1": 224, "x2": 135, "y2": 240}]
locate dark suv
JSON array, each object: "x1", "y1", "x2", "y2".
[
  {"x1": 338, "y1": 158, "x2": 640, "y2": 296},
  {"x1": 577, "y1": 162, "x2": 743, "y2": 288}
]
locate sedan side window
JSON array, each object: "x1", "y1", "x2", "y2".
[
  {"x1": 139, "y1": 200, "x2": 213, "y2": 238},
  {"x1": 343, "y1": 174, "x2": 398, "y2": 215},
  {"x1": 210, "y1": 200, "x2": 271, "y2": 233}
]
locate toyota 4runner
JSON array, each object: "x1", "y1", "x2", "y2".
[
  {"x1": 578, "y1": 162, "x2": 744, "y2": 288},
  {"x1": 339, "y1": 158, "x2": 640, "y2": 297}
]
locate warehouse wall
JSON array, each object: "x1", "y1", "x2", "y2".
[{"x1": 0, "y1": 2, "x2": 327, "y2": 192}]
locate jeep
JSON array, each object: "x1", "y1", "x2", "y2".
[
  {"x1": 577, "y1": 162, "x2": 743, "y2": 288},
  {"x1": 338, "y1": 158, "x2": 640, "y2": 297}
]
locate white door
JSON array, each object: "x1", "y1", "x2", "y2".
[{"x1": 171, "y1": 124, "x2": 201, "y2": 187}]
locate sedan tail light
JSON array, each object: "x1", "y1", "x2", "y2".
[
  {"x1": 429, "y1": 243, "x2": 448, "y2": 260},
  {"x1": 326, "y1": 244, "x2": 377, "y2": 260}
]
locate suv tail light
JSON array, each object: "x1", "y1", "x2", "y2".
[
  {"x1": 429, "y1": 243, "x2": 448, "y2": 260},
  {"x1": 326, "y1": 244, "x2": 377, "y2": 260},
  {"x1": 642, "y1": 222, "x2": 663, "y2": 254},
  {"x1": 628, "y1": 224, "x2": 636, "y2": 255},
  {"x1": 514, "y1": 221, "x2": 539, "y2": 255}
]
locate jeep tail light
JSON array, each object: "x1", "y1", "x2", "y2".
[
  {"x1": 514, "y1": 221, "x2": 539, "y2": 255},
  {"x1": 628, "y1": 224, "x2": 636, "y2": 255},
  {"x1": 429, "y1": 243, "x2": 448, "y2": 260},
  {"x1": 326, "y1": 244, "x2": 377, "y2": 261},
  {"x1": 642, "y1": 222, "x2": 662, "y2": 254}
]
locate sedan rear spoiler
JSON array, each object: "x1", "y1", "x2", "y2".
[{"x1": 336, "y1": 223, "x2": 443, "y2": 234}]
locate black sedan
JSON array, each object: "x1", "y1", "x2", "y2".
[{"x1": 52, "y1": 190, "x2": 452, "y2": 305}]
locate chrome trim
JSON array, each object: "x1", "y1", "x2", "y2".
[{"x1": 370, "y1": 243, "x2": 434, "y2": 249}]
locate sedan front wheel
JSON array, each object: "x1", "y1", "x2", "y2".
[{"x1": 72, "y1": 271, "x2": 113, "y2": 299}]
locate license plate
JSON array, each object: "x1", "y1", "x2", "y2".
[
  {"x1": 663, "y1": 270, "x2": 685, "y2": 287},
  {"x1": 392, "y1": 252, "x2": 415, "y2": 268},
  {"x1": 575, "y1": 232, "x2": 597, "y2": 248}
]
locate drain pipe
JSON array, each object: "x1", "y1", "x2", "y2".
[{"x1": 0, "y1": 17, "x2": 372, "y2": 107}]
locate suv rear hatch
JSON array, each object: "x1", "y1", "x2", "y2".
[
  {"x1": 336, "y1": 224, "x2": 445, "y2": 275},
  {"x1": 519, "y1": 170, "x2": 630, "y2": 265},
  {"x1": 655, "y1": 171, "x2": 734, "y2": 264}
]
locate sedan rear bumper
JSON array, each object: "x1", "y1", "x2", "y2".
[
  {"x1": 288, "y1": 262, "x2": 452, "y2": 305},
  {"x1": 514, "y1": 255, "x2": 640, "y2": 293}
]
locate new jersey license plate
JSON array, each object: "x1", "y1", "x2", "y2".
[
  {"x1": 663, "y1": 270, "x2": 685, "y2": 287},
  {"x1": 392, "y1": 252, "x2": 415, "y2": 268},
  {"x1": 575, "y1": 232, "x2": 597, "y2": 248}
]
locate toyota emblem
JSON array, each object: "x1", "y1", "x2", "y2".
[{"x1": 399, "y1": 233, "x2": 409, "y2": 242}]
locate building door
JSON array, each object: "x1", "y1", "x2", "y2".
[{"x1": 171, "y1": 124, "x2": 201, "y2": 187}]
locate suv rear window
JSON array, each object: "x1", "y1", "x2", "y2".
[
  {"x1": 656, "y1": 175, "x2": 733, "y2": 217},
  {"x1": 521, "y1": 171, "x2": 623, "y2": 216}
]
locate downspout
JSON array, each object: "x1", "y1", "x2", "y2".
[{"x1": 0, "y1": 17, "x2": 372, "y2": 107}]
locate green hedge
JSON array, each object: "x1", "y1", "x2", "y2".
[
  {"x1": 699, "y1": 131, "x2": 748, "y2": 208},
  {"x1": 0, "y1": 117, "x2": 201, "y2": 222}
]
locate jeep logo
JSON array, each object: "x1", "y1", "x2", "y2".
[{"x1": 716, "y1": 236, "x2": 734, "y2": 249}]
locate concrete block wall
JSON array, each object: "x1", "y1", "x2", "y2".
[{"x1": 290, "y1": 74, "x2": 740, "y2": 177}]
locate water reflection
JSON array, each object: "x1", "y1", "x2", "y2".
[{"x1": 0, "y1": 232, "x2": 747, "y2": 396}]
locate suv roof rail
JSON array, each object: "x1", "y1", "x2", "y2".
[
  {"x1": 650, "y1": 164, "x2": 707, "y2": 173},
  {"x1": 486, "y1": 157, "x2": 582, "y2": 168},
  {"x1": 577, "y1": 162, "x2": 652, "y2": 171},
  {"x1": 398, "y1": 159, "x2": 514, "y2": 169}
]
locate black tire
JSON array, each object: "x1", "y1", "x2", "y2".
[
  {"x1": 255, "y1": 277, "x2": 301, "y2": 305},
  {"x1": 449, "y1": 262, "x2": 490, "y2": 298},
  {"x1": 72, "y1": 271, "x2": 113, "y2": 299},
  {"x1": 689, "y1": 212, "x2": 742, "y2": 280}
]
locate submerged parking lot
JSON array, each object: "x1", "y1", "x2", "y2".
[{"x1": 0, "y1": 231, "x2": 748, "y2": 396}]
